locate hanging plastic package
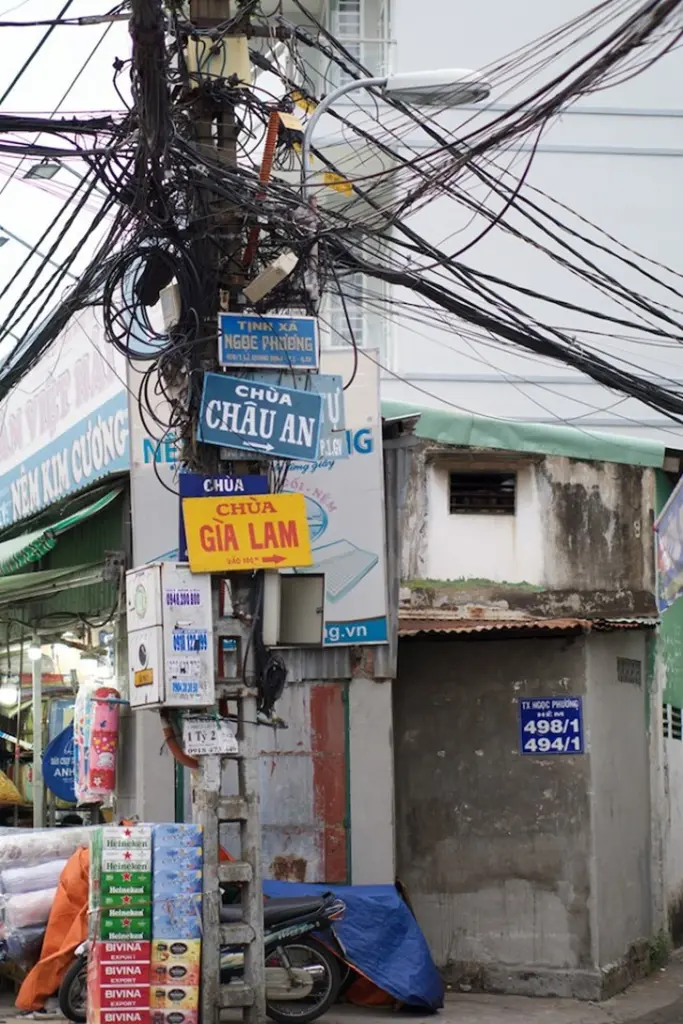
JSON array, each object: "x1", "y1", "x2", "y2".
[
  {"x1": 86, "y1": 686, "x2": 120, "y2": 797},
  {"x1": 73, "y1": 681, "x2": 98, "y2": 804}
]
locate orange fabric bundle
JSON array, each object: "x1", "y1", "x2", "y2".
[{"x1": 16, "y1": 846, "x2": 89, "y2": 1011}]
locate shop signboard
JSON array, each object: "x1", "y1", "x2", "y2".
[
  {"x1": 177, "y1": 473, "x2": 269, "y2": 560},
  {"x1": 218, "y1": 312, "x2": 319, "y2": 370},
  {"x1": 43, "y1": 723, "x2": 76, "y2": 802},
  {"x1": 182, "y1": 492, "x2": 312, "y2": 572},
  {"x1": 0, "y1": 308, "x2": 130, "y2": 528},
  {"x1": 197, "y1": 372, "x2": 324, "y2": 462}
]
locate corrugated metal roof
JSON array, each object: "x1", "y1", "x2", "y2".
[
  {"x1": 399, "y1": 616, "x2": 657, "y2": 637},
  {"x1": 382, "y1": 400, "x2": 666, "y2": 469}
]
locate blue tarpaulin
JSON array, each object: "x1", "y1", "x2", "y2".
[{"x1": 263, "y1": 880, "x2": 444, "y2": 1012}]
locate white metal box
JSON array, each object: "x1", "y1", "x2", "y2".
[{"x1": 125, "y1": 563, "x2": 215, "y2": 710}]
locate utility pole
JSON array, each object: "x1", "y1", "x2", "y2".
[
  {"x1": 180, "y1": 2, "x2": 267, "y2": 1022},
  {"x1": 128, "y1": 0, "x2": 267, "y2": 1021}
]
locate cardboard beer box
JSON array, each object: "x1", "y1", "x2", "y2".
[
  {"x1": 102, "y1": 827, "x2": 153, "y2": 851},
  {"x1": 100, "y1": 914, "x2": 153, "y2": 942},
  {"x1": 96, "y1": 940, "x2": 152, "y2": 964},
  {"x1": 150, "y1": 987, "x2": 199, "y2": 1011},
  {"x1": 152, "y1": 895, "x2": 202, "y2": 941},
  {"x1": 100, "y1": 1010, "x2": 151, "y2": 1024},
  {"x1": 150, "y1": 939, "x2": 201, "y2": 977},
  {"x1": 98, "y1": 962, "x2": 151, "y2": 987},
  {"x1": 151, "y1": 871, "x2": 202, "y2": 898},
  {"x1": 150, "y1": 1011, "x2": 198, "y2": 1024},
  {"x1": 152, "y1": 825, "x2": 203, "y2": 849},
  {"x1": 151, "y1": 848, "x2": 202, "y2": 872},
  {"x1": 100, "y1": 986, "x2": 151, "y2": 1011},
  {"x1": 149, "y1": 958, "x2": 199, "y2": 988}
]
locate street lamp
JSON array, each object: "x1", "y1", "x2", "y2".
[{"x1": 301, "y1": 67, "x2": 491, "y2": 198}]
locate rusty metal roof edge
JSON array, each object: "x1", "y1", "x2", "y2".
[{"x1": 398, "y1": 615, "x2": 659, "y2": 637}]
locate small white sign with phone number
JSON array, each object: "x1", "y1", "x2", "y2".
[{"x1": 182, "y1": 716, "x2": 238, "y2": 756}]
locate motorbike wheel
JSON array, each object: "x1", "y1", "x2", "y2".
[
  {"x1": 265, "y1": 936, "x2": 341, "y2": 1024},
  {"x1": 59, "y1": 956, "x2": 88, "y2": 1024}
]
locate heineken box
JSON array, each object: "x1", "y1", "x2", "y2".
[
  {"x1": 101, "y1": 871, "x2": 152, "y2": 909},
  {"x1": 99, "y1": 914, "x2": 153, "y2": 942}
]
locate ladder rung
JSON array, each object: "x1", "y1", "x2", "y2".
[
  {"x1": 220, "y1": 923, "x2": 255, "y2": 945},
  {"x1": 219, "y1": 796, "x2": 249, "y2": 821},
  {"x1": 216, "y1": 682, "x2": 252, "y2": 699},
  {"x1": 220, "y1": 982, "x2": 254, "y2": 1008},
  {"x1": 219, "y1": 860, "x2": 253, "y2": 884}
]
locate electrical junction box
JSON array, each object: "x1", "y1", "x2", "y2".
[{"x1": 125, "y1": 562, "x2": 215, "y2": 710}]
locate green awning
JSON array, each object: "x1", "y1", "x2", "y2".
[
  {"x1": 0, "y1": 488, "x2": 122, "y2": 577},
  {"x1": 0, "y1": 562, "x2": 106, "y2": 607}
]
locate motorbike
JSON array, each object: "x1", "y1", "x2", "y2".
[{"x1": 59, "y1": 892, "x2": 347, "y2": 1024}]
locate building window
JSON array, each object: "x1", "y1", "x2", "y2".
[
  {"x1": 323, "y1": 0, "x2": 393, "y2": 85},
  {"x1": 327, "y1": 271, "x2": 365, "y2": 348},
  {"x1": 616, "y1": 658, "x2": 642, "y2": 686},
  {"x1": 664, "y1": 704, "x2": 683, "y2": 740},
  {"x1": 449, "y1": 472, "x2": 516, "y2": 516}
]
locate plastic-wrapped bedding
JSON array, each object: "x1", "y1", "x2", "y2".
[
  {"x1": 0, "y1": 828, "x2": 93, "y2": 872},
  {"x1": 2, "y1": 889, "x2": 57, "y2": 930},
  {"x1": 1, "y1": 860, "x2": 67, "y2": 895},
  {"x1": 0, "y1": 925, "x2": 45, "y2": 968}
]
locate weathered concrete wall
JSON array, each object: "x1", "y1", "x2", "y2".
[
  {"x1": 585, "y1": 632, "x2": 651, "y2": 964},
  {"x1": 425, "y1": 462, "x2": 543, "y2": 585},
  {"x1": 398, "y1": 451, "x2": 657, "y2": 621},
  {"x1": 538, "y1": 458, "x2": 656, "y2": 597},
  {"x1": 394, "y1": 636, "x2": 595, "y2": 996}
]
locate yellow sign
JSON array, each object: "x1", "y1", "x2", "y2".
[
  {"x1": 182, "y1": 493, "x2": 312, "y2": 573},
  {"x1": 322, "y1": 171, "x2": 353, "y2": 196},
  {"x1": 278, "y1": 110, "x2": 304, "y2": 133},
  {"x1": 134, "y1": 669, "x2": 153, "y2": 688}
]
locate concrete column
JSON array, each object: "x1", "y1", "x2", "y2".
[{"x1": 348, "y1": 676, "x2": 395, "y2": 883}]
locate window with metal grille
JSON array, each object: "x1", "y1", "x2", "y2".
[
  {"x1": 449, "y1": 472, "x2": 516, "y2": 515},
  {"x1": 327, "y1": 0, "x2": 362, "y2": 85},
  {"x1": 327, "y1": 272, "x2": 365, "y2": 347},
  {"x1": 616, "y1": 658, "x2": 642, "y2": 686},
  {"x1": 663, "y1": 704, "x2": 683, "y2": 740}
]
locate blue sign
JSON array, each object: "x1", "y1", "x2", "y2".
[
  {"x1": 0, "y1": 390, "x2": 130, "y2": 529},
  {"x1": 198, "y1": 373, "x2": 323, "y2": 463},
  {"x1": 655, "y1": 479, "x2": 683, "y2": 611},
  {"x1": 43, "y1": 723, "x2": 76, "y2": 803},
  {"x1": 177, "y1": 473, "x2": 269, "y2": 560},
  {"x1": 218, "y1": 313, "x2": 319, "y2": 370},
  {"x1": 249, "y1": 371, "x2": 347, "y2": 460},
  {"x1": 519, "y1": 697, "x2": 584, "y2": 756}
]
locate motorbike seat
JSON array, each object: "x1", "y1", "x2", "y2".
[{"x1": 220, "y1": 896, "x2": 327, "y2": 927}]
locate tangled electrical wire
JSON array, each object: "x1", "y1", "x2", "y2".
[{"x1": 0, "y1": 0, "x2": 681, "y2": 435}]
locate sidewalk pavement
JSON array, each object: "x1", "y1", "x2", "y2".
[
  {"x1": 320, "y1": 955, "x2": 683, "y2": 1024},
  {"x1": 2, "y1": 957, "x2": 683, "y2": 1024}
]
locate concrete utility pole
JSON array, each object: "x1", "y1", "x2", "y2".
[
  {"x1": 128, "y1": 0, "x2": 266, "y2": 1020},
  {"x1": 183, "y1": 3, "x2": 267, "y2": 1023}
]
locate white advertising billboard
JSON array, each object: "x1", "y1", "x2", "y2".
[
  {"x1": 0, "y1": 308, "x2": 130, "y2": 527},
  {"x1": 285, "y1": 349, "x2": 388, "y2": 646}
]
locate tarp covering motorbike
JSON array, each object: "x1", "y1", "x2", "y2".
[{"x1": 263, "y1": 880, "x2": 444, "y2": 1011}]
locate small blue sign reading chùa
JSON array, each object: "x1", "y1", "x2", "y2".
[
  {"x1": 519, "y1": 696, "x2": 584, "y2": 756},
  {"x1": 177, "y1": 472, "x2": 269, "y2": 561},
  {"x1": 198, "y1": 372, "x2": 324, "y2": 463},
  {"x1": 218, "y1": 313, "x2": 319, "y2": 371}
]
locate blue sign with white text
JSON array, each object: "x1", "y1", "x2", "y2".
[
  {"x1": 218, "y1": 313, "x2": 319, "y2": 370},
  {"x1": 43, "y1": 723, "x2": 76, "y2": 803},
  {"x1": 249, "y1": 371, "x2": 347, "y2": 460},
  {"x1": 177, "y1": 472, "x2": 269, "y2": 560},
  {"x1": 198, "y1": 373, "x2": 323, "y2": 463},
  {"x1": 519, "y1": 696, "x2": 584, "y2": 756}
]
